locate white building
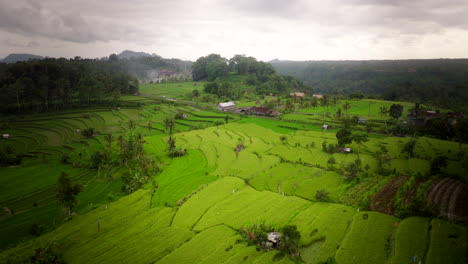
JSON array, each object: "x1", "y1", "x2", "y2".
[{"x1": 217, "y1": 101, "x2": 235, "y2": 111}]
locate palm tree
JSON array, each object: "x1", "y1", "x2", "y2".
[
  {"x1": 353, "y1": 133, "x2": 369, "y2": 157},
  {"x1": 163, "y1": 117, "x2": 175, "y2": 134},
  {"x1": 343, "y1": 102, "x2": 351, "y2": 117}
]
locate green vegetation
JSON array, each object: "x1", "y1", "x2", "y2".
[
  {"x1": 0, "y1": 58, "x2": 139, "y2": 114},
  {"x1": 0, "y1": 70, "x2": 467, "y2": 264},
  {"x1": 271, "y1": 59, "x2": 468, "y2": 109}
]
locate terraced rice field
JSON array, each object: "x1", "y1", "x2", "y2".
[
  {"x1": 1, "y1": 99, "x2": 467, "y2": 263},
  {"x1": 1, "y1": 175, "x2": 467, "y2": 264}
]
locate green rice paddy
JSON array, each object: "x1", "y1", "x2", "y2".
[{"x1": 0, "y1": 87, "x2": 467, "y2": 263}]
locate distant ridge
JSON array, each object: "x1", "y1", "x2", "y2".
[
  {"x1": 0, "y1": 53, "x2": 44, "y2": 63},
  {"x1": 117, "y1": 50, "x2": 158, "y2": 59}
]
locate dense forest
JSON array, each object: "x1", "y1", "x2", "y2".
[
  {"x1": 192, "y1": 54, "x2": 304, "y2": 99},
  {"x1": 0, "y1": 57, "x2": 139, "y2": 114},
  {"x1": 270, "y1": 59, "x2": 468, "y2": 109}
]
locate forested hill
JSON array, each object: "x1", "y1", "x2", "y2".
[
  {"x1": 0, "y1": 53, "x2": 44, "y2": 63},
  {"x1": 270, "y1": 59, "x2": 468, "y2": 109},
  {"x1": 0, "y1": 57, "x2": 139, "y2": 114}
]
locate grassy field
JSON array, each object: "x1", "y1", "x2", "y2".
[
  {"x1": 140, "y1": 82, "x2": 201, "y2": 98},
  {"x1": 297, "y1": 99, "x2": 419, "y2": 119}
]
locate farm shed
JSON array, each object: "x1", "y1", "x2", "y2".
[
  {"x1": 358, "y1": 118, "x2": 366, "y2": 123},
  {"x1": 218, "y1": 101, "x2": 235, "y2": 111},
  {"x1": 340, "y1": 147, "x2": 352, "y2": 153},
  {"x1": 267, "y1": 232, "x2": 282, "y2": 247},
  {"x1": 322, "y1": 124, "x2": 329, "y2": 130},
  {"x1": 312, "y1": 94, "x2": 323, "y2": 98},
  {"x1": 2, "y1": 134, "x2": 11, "y2": 139}
]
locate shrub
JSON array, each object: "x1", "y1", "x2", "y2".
[
  {"x1": 315, "y1": 189, "x2": 331, "y2": 202},
  {"x1": 61, "y1": 154, "x2": 70, "y2": 164},
  {"x1": 279, "y1": 225, "x2": 301, "y2": 257},
  {"x1": 81, "y1": 127, "x2": 95, "y2": 138},
  {"x1": 327, "y1": 156, "x2": 336, "y2": 164},
  {"x1": 30, "y1": 242, "x2": 65, "y2": 264},
  {"x1": 90, "y1": 151, "x2": 108, "y2": 169},
  {"x1": 430, "y1": 155, "x2": 448, "y2": 175},
  {"x1": 169, "y1": 148, "x2": 187, "y2": 157},
  {"x1": 30, "y1": 223, "x2": 45, "y2": 237},
  {"x1": 239, "y1": 223, "x2": 301, "y2": 259},
  {"x1": 0, "y1": 145, "x2": 21, "y2": 167}
]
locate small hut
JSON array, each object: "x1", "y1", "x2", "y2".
[
  {"x1": 218, "y1": 101, "x2": 236, "y2": 111},
  {"x1": 340, "y1": 147, "x2": 352, "y2": 153},
  {"x1": 267, "y1": 232, "x2": 282, "y2": 247}
]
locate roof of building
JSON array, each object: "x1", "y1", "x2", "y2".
[
  {"x1": 267, "y1": 232, "x2": 282, "y2": 243},
  {"x1": 250, "y1": 107, "x2": 273, "y2": 114},
  {"x1": 219, "y1": 101, "x2": 235, "y2": 108},
  {"x1": 340, "y1": 147, "x2": 352, "y2": 152},
  {"x1": 312, "y1": 94, "x2": 323, "y2": 98},
  {"x1": 290, "y1": 92, "x2": 305, "y2": 97}
]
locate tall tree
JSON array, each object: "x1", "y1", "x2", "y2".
[
  {"x1": 336, "y1": 127, "x2": 353, "y2": 147},
  {"x1": 352, "y1": 133, "x2": 369, "y2": 156},
  {"x1": 389, "y1": 104, "x2": 403, "y2": 120},
  {"x1": 56, "y1": 172, "x2": 82, "y2": 217},
  {"x1": 163, "y1": 116, "x2": 175, "y2": 134},
  {"x1": 343, "y1": 102, "x2": 351, "y2": 117}
]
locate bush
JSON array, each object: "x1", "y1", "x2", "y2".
[
  {"x1": 430, "y1": 155, "x2": 448, "y2": 175},
  {"x1": 30, "y1": 242, "x2": 65, "y2": 264},
  {"x1": 81, "y1": 127, "x2": 95, "y2": 138},
  {"x1": 315, "y1": 189, "x2": 331, "y2": 202},
  {"x1": 121, "y1": 171, "x2": 148, "y2": 194},
  {"x1": 239, "y1": 223, "x2": 301, "y2": 259},
  {"x1": 279, "y1": 225, "x2": 301, "y2": 257},
  {"x1": 322, "y1": 142, "x2": 338, "y2": 154},
  {"x1": 327, "y1": 156, "x2": 336, "y2": 164},
  {"x1": 90, "y1": 151, "x2": 108, "y2": 169},
  {"x1": 61, "y1": 154, "x2": 70, "y2": 164},
  {"x1": 0, "y1": 145, "x2": 21, "y2": 167},
  {"x1": 30, "y1": 223, "x2": 45, "y2": 237}
]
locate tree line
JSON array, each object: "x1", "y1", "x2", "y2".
[
  {"x1": 270, "y1": 59, "x2": 468, "y2": 110},
  {"x1": 0, "y1": 57, "x2": 140, "y2": 114}
]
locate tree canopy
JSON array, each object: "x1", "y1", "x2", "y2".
[{"x1": 0, "y1": 58, "x2": 139, "y2": 113}]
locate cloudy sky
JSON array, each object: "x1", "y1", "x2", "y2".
[{"x1": 1, "y1": 0, "x2": 467, "y2": 61}]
